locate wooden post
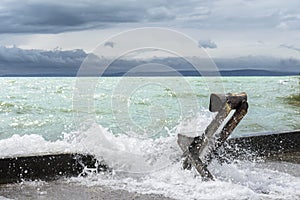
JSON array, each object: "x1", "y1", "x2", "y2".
[{"x1": 178, "y1": 93, "x2": 248, "y2": 180}]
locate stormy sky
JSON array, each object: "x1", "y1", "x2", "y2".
[{"x1": 0, "y1": 0, "x2": 299, "y2": 75}]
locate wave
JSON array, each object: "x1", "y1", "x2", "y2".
[{"x1": 0, "y1": 114, "x2": 299, "y2": 199}]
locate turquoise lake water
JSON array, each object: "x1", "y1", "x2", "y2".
[
  {"x1": 0, "y1": 76, "x2": 299, "y2": 140},
  {"x1": 0, "y1": 76, "x2": 299, "y2": 200}
]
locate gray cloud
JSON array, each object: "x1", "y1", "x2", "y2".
[
  {"x1": 277, "y1": 12, "x2": 300, "y2": 30},
  {"x1": 0, "y1": 45, "x2": 86, "y2": 76},
  {"x1": 176, "y1": 1, "x2": 300, "y2": 31},
  {"x1": 198, "y1": 39, "x2": 217, "y2": 49},
  {"x1": 0, "y1": 0, "x2": 176, "y2": 34},
  {"x1": 147, "y1": 6, "x2": 175, "y2": 20},
  {"x1": 1, "y1": 0, "x2": 299, "y2": 34},
  {"x1": 104, "y1": 41, "x2": 115, "y2": 48},
  {"x1": 0, "y1": 46, "x2": 299, "y2": 76},
  {"x1": 280, "y1": 44, "x2": 300, "y2": 52},
  {"x1": 214, "y1": 56, "x2": 300, "y2": 73}
]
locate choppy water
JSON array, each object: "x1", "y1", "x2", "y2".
[{"x1": 0, "y1": 76, "x2": 299, "y2": 199}]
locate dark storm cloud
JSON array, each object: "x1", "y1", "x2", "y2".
[
  {"x1": 0, "y1": 0, "x2": 175, "y2": 34},
  {"x1": 214, "y1": 56, "x2": 300, "y2": 73},
  {"x1": 198, "y1": 40, "x2": 217, "y2": 49},
  {"x1": 1, "y1": 0, "x2": 300, "y2": 34},
  {"x1": 0, "y1": 46, "x2": 299, "y2": 76},
  {"x1": 104, "y1": 41, "x2": 115, "y2": 48},
  {"x1": 0, "y1": 45, "x2": 86, "y2": 76}
]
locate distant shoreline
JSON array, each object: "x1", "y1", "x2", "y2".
[{"x1": 0, "y1": 69, "x2": 299, "y2": 77}]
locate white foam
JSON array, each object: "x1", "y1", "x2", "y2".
[
  {"x1": 0, "y1": 134, "x2": 77, "y2": 157},
  {"x1": 69, "y1": 118, "x2": 300, "y2": 200},
  {"x1": 0, "y1": 113, "x2": 299, "y2": 200},
  {"x1": 74, "y1": 123, "x2": 181, "y2": 174},
  {"x1": 71, "y1": 159, "x2": 300, "y2": 200},
  {"x1": 0, "y1": 196, "x2": 13, "y2": 200}
]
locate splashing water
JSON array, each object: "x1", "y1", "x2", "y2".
[
  {"x1": 1, "y1": 115, "x2": 299, "y2": 200},
  {"x1": 0, "y1": 77, "x2": 299, "y2": 199}
]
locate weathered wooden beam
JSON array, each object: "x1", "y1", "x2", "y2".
[
  {"x1": 179, "y1": 93, "x2": 248, "y2": 180},
  {"x1": 179, "y1": 130, "x2": 300, "y2": 165}
]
